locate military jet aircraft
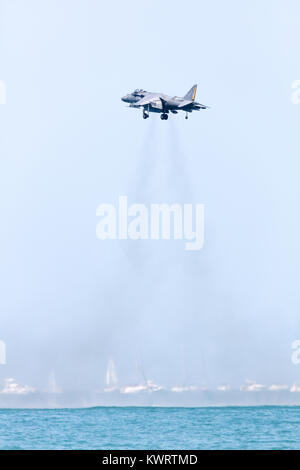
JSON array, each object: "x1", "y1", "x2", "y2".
[{"x1": 121, "y1": 85, "x2": 208, "y2": 120}]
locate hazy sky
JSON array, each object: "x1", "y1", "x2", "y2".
[{"x1": 0, "y1": 0, "x2": 300, "y2": 391}]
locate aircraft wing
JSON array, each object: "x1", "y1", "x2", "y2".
[{"x1": 130, "y1": 95, "x2": 158, "y2": 107}]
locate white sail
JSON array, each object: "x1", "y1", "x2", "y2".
[
  {"x1": 48, "y1": 371, "x2": 61, "y2": 393},
  {"x1": 105, "y1": 359, "x2": 118, "y2": 388}
]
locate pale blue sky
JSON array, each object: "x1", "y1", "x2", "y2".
[{"x1": 0, "y1": 0, "x2": 300, "y2": 390}]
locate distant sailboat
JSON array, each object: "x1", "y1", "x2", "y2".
[
  {"x1": 120, "y1": 380, "x2": 163, "y2": 394},
  {"x1": 48, "y1": 371, "x2": 62, "y2": 394},
  {"x1": 104, "y1": 359, "x2": 118, "y2": 392},
  {"x1": 171, "y1": 344, "x2": 202, "y2": 393},
  {"x1": 120, "y1": 359, "x2": 163, "y2": 394},
  {"x1": 104, "y1": 358, "x2": 163, "y2": 394}
]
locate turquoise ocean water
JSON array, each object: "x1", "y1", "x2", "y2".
[{"x1": 0, "y1": 406, "x2": 299, "y2": 450}]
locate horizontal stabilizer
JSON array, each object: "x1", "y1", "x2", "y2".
[
  {"x1": 194, "y1": 103, "x2": 209, "y2": 109},
  {"x1": 178, "y1": 100, "x2": 193, "y2": 108}
]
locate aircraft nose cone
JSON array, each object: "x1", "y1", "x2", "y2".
[{"x1": 121, "y1": 95, "x2": 129, "y2": 102}]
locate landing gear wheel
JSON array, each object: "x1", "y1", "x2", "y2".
[
  {"x1": 143, "y1": 111, "x2": 149, "y2": 119},
  {"x1": 185, "y1": 112, "x2": 188, "y2": 120},
  {"x1": 161, "y1": 113, "x2": 168, "y2": 120}
]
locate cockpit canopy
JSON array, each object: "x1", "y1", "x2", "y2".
[{"x1": 132, "y1": 89, "x2": 146, "y2": 96}]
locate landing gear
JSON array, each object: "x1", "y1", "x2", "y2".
[
  {"x1": 161, "y1": 113, "x2": 168, "y2": 120},
  {"x1": 185, "y1": 112, "x2": 188, "y2": 120},
  {"x1": 143, "y1": 105, "x2": 150, "y2": 119}
]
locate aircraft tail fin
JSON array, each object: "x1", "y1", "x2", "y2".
[{"x1": 184, "y1": 84, "x2": 197, "y2": 101}]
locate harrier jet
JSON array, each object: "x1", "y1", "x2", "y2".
[{"x1": 121, "y1": 85, "x2": 208, "y2": 120}]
